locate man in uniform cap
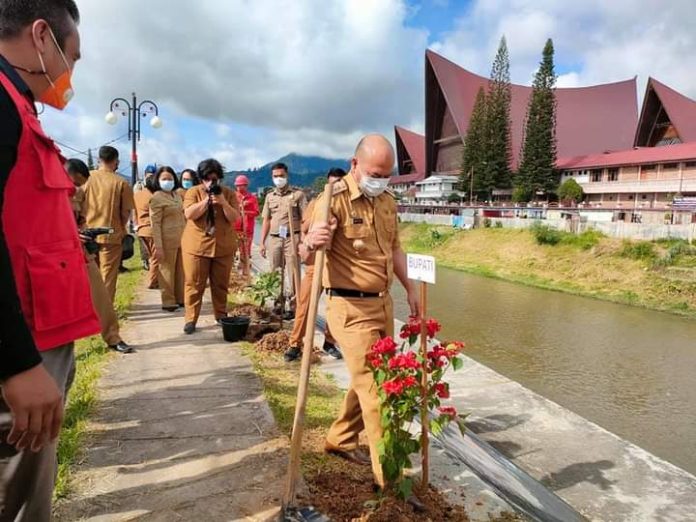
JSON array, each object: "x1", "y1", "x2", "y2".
[
  {"x1": 304, "y1": 134, "x2": 419, "y2": 490},
  {"x1": 259, "y1": 162, "x2": 307, "y2": 318}
]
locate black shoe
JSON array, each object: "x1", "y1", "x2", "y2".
[
  {"x1": 177, "y1": 303, "x2": 185, "y2": 308},
  {"x1": 323, "y1": 341, "x2": 342, "y2": 360},
  {"x1": 109, "y1": 341, "x2": 135, "y2": 354},
  {"x1": 282, "y1": 310, "x2": 295, "y2": 321},
  {"x1": 184, "y1": 322, "x2": 196, "y2": 335},
  {"x1": 162, "y1": 306, "x2": 179, "y2": 312},
  {"x1": 215, "y1": 316, "x2": 227, "y2": 326},
  {"x1": 284, "y1": 346, "x2": 301, "y2": 362}
]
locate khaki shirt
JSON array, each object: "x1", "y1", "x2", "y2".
[
  {"x1": 150, "y1": 191, "x2": 185, "y2": 251},
  {"x1": 181, "y1": 184, "x2": 239, "y2": 258},
  {"x1": 133, "y1": 189, "x2": 154, "y2": 238},
  {"x1": 81, "y1": 168, "x2": 134, "y2": 244},
  {"x1": 71, "y1": 185, "x2": 85, "y2": 224},
  {"x1": 314, "y1": 173, "x2": 399, "y2": 293},
  {"x1": 262, "y1": 187, "x2": 307, "y2": 235}
]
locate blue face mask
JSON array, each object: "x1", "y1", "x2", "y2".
[
  {"x1": 160, "y1": 180, "x2": 175, "y2": 192},
  {"x1": 182, "y1": 180, "x2": 194, "y2": 189}
]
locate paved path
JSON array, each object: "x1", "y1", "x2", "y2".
[{"x1": 56, "y1": 282, "x2": 286, "y2": 522}]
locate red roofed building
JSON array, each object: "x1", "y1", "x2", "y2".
[
  {"x1": 391, "y1": 126, "x2": 426, "y2": 198},
  {"x1": 424, "y1": 50, "x2": 638, "y2": 176}
]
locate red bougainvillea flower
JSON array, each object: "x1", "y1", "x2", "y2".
[
  {"x1": 388, "y1": 352, "x2": 421, "y2": 371},
  {"x1": 367, "y1": 354, "x2": 383, "y2": 368},
  {"x1": 382, "y1": 379, "x2": 404, "y2": 396},
  {"x1": 399, "y1": 319, "x2": 420, "y2": 339},
  {"x1": 434, "y1": 382, "x2": 450, "y2": 399},
  {"x1": 426, "y1": 318, "x2": 441, "y2": 338},
  {"x1": 445, "y1": 341, "x2": 466, "y2": 353},
  {"x1": 438, "y1": 406, "x2": 457, "y2": 419},
  {"x1": 401, "y1": 375, "x2": 419, "y2": 389},
  {"x1": 371, "y1": 336, "x2": 397, "y2": 355}
]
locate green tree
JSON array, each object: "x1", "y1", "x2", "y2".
[
  {"x1": 517, "y1": 39, "x2": 558, "y2": 199},
  {"x1": 558, "y1": 178, "x2": 584, "y2": 203},
  {"x1": 311, "y1": 175, "x2": 326, "y2": 194},
  {"x1": 87, "y1": 148, "x2": 95, "y2": 170},
  {"x1": 461, "y1": 87, "x2": 490, "y2": 200},
  {"x1": 485, "y1": 36, "x2": 512, "y2": 196}
]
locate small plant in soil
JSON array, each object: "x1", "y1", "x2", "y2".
[
  {"x1": 368, "y1": 317, "x2": 466, "y2": 499},
  {"x1": 249, "y1": 270, "x2": 281, "y2": 308}
]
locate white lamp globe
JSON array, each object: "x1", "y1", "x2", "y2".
[
  {"x1": 150, "y1": 116, "x2": 163, "y2": 129},
  {"x1": 105, "y1": 111, "x2": 118, "y2": 125}
]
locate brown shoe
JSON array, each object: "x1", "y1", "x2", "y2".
[{"x1": 324, "y1": 443, "x2": 371, "y2": 466}]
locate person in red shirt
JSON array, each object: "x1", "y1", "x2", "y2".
[
  {"x1": 233, "y1": 174, "x2": 259, "y2": 277},
  {"x1": 0, "y1": 2, "x2": 101, "y2": 519}
]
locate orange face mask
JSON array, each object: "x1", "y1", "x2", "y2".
[{"x1": 33, "y1": 28, "x2": 74, "y2": 110}]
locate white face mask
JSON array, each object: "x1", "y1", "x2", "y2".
[
  {"x1": 359, "y1": 174, "x2": 390, "y2": 198},
  {"x1": 273, "y1": 176, "x2": 288, "y2": 189},
  {"x1": 160, "y1": 179, "x2": 175, "y2": 192}
]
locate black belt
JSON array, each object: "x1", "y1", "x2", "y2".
[
  {"x1": 327, "y1": 288, "x2": 383, "y2": 298},
  {"x1": 271, "y1": 232, "x2": 300, "y2": 237}
]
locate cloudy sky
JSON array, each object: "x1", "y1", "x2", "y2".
[{"x1": 40, "y1": 0, "x2": 696, "y2": 174}]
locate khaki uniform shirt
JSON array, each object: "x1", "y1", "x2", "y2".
[
  {"x1": 133, "y1": 189, "x2": 154, "y2": 238},
  {"x1": 315, "y1": 173, "x2": 399, "y2": 294},
  {"x1": 71, "y1": 185, "x2": 85, "y2": 224},
  {"x1": 81, "y1": 168, "x2": 134, "y2": 244},
  {"x1": 181, "y1": 184, "x2": 239, "y2": 258},
  {"x1": 150, "y1": 191, "x2": 185, "y2": 251},
  {"x1": 262, "y1": 187, "x2": 307, "y2": 235}
]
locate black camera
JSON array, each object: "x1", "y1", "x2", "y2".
[
  {"x1": 82, "y1": 227, "x2": 113, "y2": 255},
  {"x1": 207, "y1": 180, "x2": 222, "y2": 196}
]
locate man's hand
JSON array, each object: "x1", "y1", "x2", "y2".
[
  {"x1": 210, "y1": 195, "x2": 223, "y2": 207},
  {"x1": 2, "y1": 364, "x2": 64, "y2": 452},
  {"x1": 306, "y1": 217, "x2": 337, "y2": 249},
  {"x1": 406, "y1": 284, "x2": 420, "y2": 318},
  {"x1": 78, "y1": 233, "x2": 90, "y2": 244},
  {"x1": 260, "y1": 244, "x2": 267, "y2": 258}
]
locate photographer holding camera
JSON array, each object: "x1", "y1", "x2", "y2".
[{"x1": 181, "y1": 159, "x2": 240, "y2": 334}]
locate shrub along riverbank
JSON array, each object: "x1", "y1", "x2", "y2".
[{"x1": 400, "y1": 223, "x2": 696, "y2": 317}]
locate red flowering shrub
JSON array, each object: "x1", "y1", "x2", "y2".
[{"x1": 368, "y1": 317, "x2": 465, "y2": 498}]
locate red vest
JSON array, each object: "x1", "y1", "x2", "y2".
[{"x1": 0, "y1": 72, "x2": 100, "y2": 350}]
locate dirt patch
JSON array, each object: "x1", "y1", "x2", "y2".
[
  {"x1": 229, "y1": 271, "x2": 250, "y2": 294},
  {"x1": 229, "y1": 303, "x2": 270, "y2": 321},
  {"x1": 255, "y1": 331, "x2": 291, "y2": 353},
  {"x1": 300, "y1": 452, "x2": 469, "y2": 522}
]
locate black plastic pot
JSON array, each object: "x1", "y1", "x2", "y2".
[{"x1": 220, "y1": 316, "x2": 251, "y2": 342}]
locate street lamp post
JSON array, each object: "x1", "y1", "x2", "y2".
[{"x1": 105, "y1": 92, "x2": 162, "y2": 186}]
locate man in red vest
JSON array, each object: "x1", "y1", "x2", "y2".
[
  {"x1": 233, "y1": 174, "x2": 259, "y2": 277},
  {"x1": 0, "y1": 2, "x2": 100, "y2": 519}
]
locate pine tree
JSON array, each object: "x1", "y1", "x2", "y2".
[
  {"x1": 517, "y1": 38, "x2": 558, "y2": 200},
  {"x1": 87, "y1": 148, "x2": 95, "y2": 170},
  {"x1": 460, "y1": 87, "x2": 490, "y2": 199},
  {"x1": 485, "y1": 36, "x2": 512, "y2": 198}
]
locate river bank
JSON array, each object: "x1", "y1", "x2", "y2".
[{"x1": 399, "y1": 223, "x2": 696, "y2": 318}]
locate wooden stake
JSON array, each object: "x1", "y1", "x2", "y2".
[
  {"x1": 281, "y1": 181, "x2": 334, "y2": 511},
  {"x1": 286, "y1": 198, "x2": 302, "y2": 310},
  {"x1": 420, "y1": 281, "x2": 430, "y2": 489}
]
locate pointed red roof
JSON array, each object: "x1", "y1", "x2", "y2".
[
  {"x1": 425, "y1": 50, "x2": 638, "y2": 171},
  {"x1": 635, "y1": 78, "x2": 696, "y2": 146},
  {"x1": 392, "y1": 126, "x2": 425, "y2": 185}
]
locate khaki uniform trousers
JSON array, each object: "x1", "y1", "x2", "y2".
[
  {"x1": 325, "y1": 293, "x2": 394, "y2": 487},
  {"x1": 86, "y1": 255, "x2": 121, "y2": 346},
  {"x1": 289, "y1": 264, "x2": 336, "y2": 348},
  {"x1": 269, "y1": 234, "x2": 300, "y2": 307},
  {"x1": 0, "y1": 344, "x2": 75, "y2": 522},
  {"x1": 140, "y1": 236, "x2": 159, "y2": 289},
  {"x1": 159, "y1": 247, "x2": 184, "y2": 308},
  {"x1": 183, "y1": 253, "x2": 234, "y2": 324},
  {"x1": 96, "y1": 242, "x2": 122, "y2": 303}
]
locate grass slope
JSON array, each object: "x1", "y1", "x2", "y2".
[{"x1": 400, "y1": 223, "x2": 696, "y2": 317}]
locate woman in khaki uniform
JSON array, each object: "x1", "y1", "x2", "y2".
[
  {"x1": 133, "y1": 174, "x2": 159, "y2": 289},
  {"x1": 181, "y1": 159, "x2": 240, "y2": 334},
  {"x1": 177, "y1": 168, "x2": 198, "y2": 199},
  {"x1": 150, "y1": 166, "x2": 186, "y2": 312}
]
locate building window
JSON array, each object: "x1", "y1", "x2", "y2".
[
  {"x1": 607, "y1": 168, "x2": 619, "y2": 181},
  {"x1": 642, "y1": 164, "x2": 657, "y2": 172},
  {"x1": 590, "y1": 169, "x2": 603, "y2": 182},
  {"x1": 641, "y1": 194, "x2": 648, "y2": 200},
  {"x1": 662, "y1": 163, "x2": 678, "y2": 170},
  {"x1": 685, "y1": 161, "x2": 696, "y2": 169}
]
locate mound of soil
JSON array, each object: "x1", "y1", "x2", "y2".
[
  {"x1": 229, "y1": 303, "x2": 269, "y2": 321},
  {"x1": 228, "y1": 272, "x2": 250, "y2": 294},
  {"x1": 255, "y1": 331, "x2": 291, "y2": 353}
]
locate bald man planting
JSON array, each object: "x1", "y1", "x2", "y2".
[{"x1": 304, "y1": 134, "x2": 420, "y2": 490}]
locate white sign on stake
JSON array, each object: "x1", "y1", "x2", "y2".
[{"x1": 407, "y1": 253, "x2": 436, "y2": 284}]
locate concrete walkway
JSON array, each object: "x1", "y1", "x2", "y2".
[{"x1": 55, "y1": 282, "x2": 286, "y2": 522}]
